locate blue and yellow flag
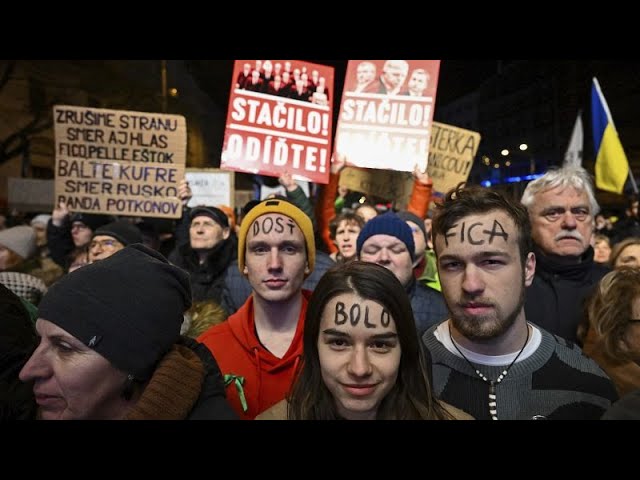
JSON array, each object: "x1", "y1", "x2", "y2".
[{"x1": 591, "y1": 77, "x2": 630, "y2": 194}]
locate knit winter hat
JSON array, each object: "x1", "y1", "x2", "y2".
[
  {"x1": 38, "y1": 244, "x2": 192, "y2": 380},
  {"x1": 93, "y1": 221, "x2": 143, "y2": 246},
  {"x1": 356, "y1": 212, "x2": 416, "y2": 261},
  {"x1": 238, "y1": 198, "x2": 315, "y2": 275},
  {"x1": 189, "y1": 206, "x2": 229, "y2": 229},
  {"x1": 30, "y1": 214, "x2": 51, "y2": 227},
  {"x1": 0, "y1": 226, "x2": 37, "y2": 259},
  {"x1": 396, "y1": 211, "x2": 428, "y2": 244},
  {"x1": 70, "y1": 212, "x2": 112, "y2": 232}
]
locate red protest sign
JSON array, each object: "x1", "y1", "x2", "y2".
[
  {"x1": 221, "y1": 60, "x2": 334, "y2": 184},
  {"x1": 334, "y1": 60, "x2": 440, "y2": 173}
]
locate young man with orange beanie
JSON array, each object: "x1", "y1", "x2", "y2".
[{"x1": 198, "y1": 198, "x2": 315, "y2": 419}]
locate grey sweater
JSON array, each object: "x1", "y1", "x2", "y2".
[{"x1": 422, "y1": 323, "x2": 618, "y2": 420}]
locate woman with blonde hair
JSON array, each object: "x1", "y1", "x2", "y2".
[
  {"x1": 579, "y1": 267, "x2": 640, "y2": 396},
  {"x1": 609, "y1": 237, "x2": 640, "y2": 269}
]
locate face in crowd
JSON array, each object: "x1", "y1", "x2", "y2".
[
  {"x1": 435, "y1": 209, "x2": 535, "y2": 340},
  {"x1": 89, "y1": 236, "x2": 124, "y2": 263},
  {"x1": 359, "y1": 234, "x2": 414, "y2": 288},
  {"x1": 335, "y1": 219, "x2": 361, "y2": 261},
  {"x1": 19, "y1": 319, "x2": 131, "y2": 420},
  {"x1": 243, "y1": 213, "x2": 308, "y2": 303},
  {"x1": 614, "y1": 241, "x2": 640, "y2": 269},
  {"x1": 71, "y1": 221, "x2": 93, "y2": 248},
  {"x1": 528, "y1": 186, "x2": 593, "y2": 257},
  {"x1": 189, "y1": 215, "x2": 230, "y2": 251},
  {"x1": 318, "y1": 291, "x2": 401, "y2": 420},
  {"x1": 593, "y1": 236, "x2": 612, "y2": 264}
]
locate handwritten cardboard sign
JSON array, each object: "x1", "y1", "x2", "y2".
[
  {"x1": 53, "y1": 105, "x2": 187, "y2": 219},
  {"x1": 338, "y1": 167, "x2": 414, "y2": 210},
  {"x1": 428, "y1": 121, "x2": 481, "y2": 197}
]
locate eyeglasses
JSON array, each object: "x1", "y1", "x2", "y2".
[
  {"x1": 89, "y1": 239, "x2": 121, "y2": 250},
  {"x1": 71, "y1": 223, "x2": 90, "y2": 231}
]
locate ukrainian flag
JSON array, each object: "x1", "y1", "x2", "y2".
[{"x1": 592, "y1": 77, "x2": 630, "y2": 194}]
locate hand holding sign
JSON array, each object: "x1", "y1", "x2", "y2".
[
  {"x1": 413, "y1": 164, "x2": 432, "y2": 186},
  {"x1": 178, "y1": 179, "x2": 192, "y2": 207},
  {"x1": 331, "y1": 153, "x2": 347, "y2": 175}
]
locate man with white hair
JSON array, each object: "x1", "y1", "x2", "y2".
[
  {"x1": 520, "y1": 166, "x2": 610, "y2": 345},
  {"x1": 366, "y1": 60, "x2": 409, "y2": 95}
]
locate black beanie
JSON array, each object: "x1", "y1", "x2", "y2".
[
  {"x1": 93, "y1": 220, "x2": 143, "y2": 246},
  {"x1": 38, "y1": 244, "x2": 192, "y2": 380},
  {"x1": 70, "y1": 212, "x2": 112, "y2": 232},
  {"x1": 189, "y1": 206, "x2": 229, "y2": 228}
]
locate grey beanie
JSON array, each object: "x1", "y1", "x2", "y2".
[
  {"x1": 396, "y1": 211, "x2": 428, "y2": 244},
  {"x1": 0, "y1": 226, "x2": 37, "y2": 259},
  {"x1": 38, "y1": 244, "x2": 192, "y2": 379}
]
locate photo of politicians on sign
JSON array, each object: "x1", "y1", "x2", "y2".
[
  {"x1": 335, "y1": 60, "x2": 441, "y2": 173},
  {"x1": 221, "y1": 60, "x2": 335, "y2": 185}
]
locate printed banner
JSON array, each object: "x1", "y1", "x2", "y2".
[
  {"x1": 53, "y1": 105, "x2": 187, "y2": 219},
  {"x1": 427, "y1": 121, "x2": 481, "y2": 197},
  {"x1": 185, "y1": 168, "x2": 235, "y2": 208},
  {"x1": 334, "y1": 60, "x2": 440, "y2": 173},
  {"x1": 221, "y1": 59, "x2": 334, "y2": 184}
]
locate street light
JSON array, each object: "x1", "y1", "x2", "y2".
[{"x1": 500, "y1": 143, "x2": 536, "y2": 175}]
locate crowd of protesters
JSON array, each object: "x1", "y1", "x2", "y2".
[{"x1": 1, "y1": 160, "x2": 640, "y2": 420}]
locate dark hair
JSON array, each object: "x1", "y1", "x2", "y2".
[
  {"x1": 329, "y1": 212, "x2": 365, "y2": 241},
  {"x1": 432, "y1": 184, "x2": 532, "y2": 265},
  {"x1": 287, "y1": 261, "x2": 452, "y2": 420}
]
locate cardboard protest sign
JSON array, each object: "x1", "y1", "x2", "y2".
[
  {"x1": 428, "y1": 122, "x2": 481, "y2": 197},
  {"x1": 185, "y1": 168, "x2": 235, "y2": 208},
  {"x1": 53, "y1": 105, "x2": 186, "y2": 219},
  {"x1": 338, "y1": 167, "x2": 414, "y2": 210},
  {"x1": 221, "y1": 60, "x2": 334, "y2": 184},
  {"x1": 334, "y1": 60, "x2": 440, "y2": 173},
  {"x1": 8, "y1": 178, "x2": 54, "y2": 212}
]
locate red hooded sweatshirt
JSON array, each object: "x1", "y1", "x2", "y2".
[{"x1": 198, "y1": 291, "x2": 310, "y2": 420}]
